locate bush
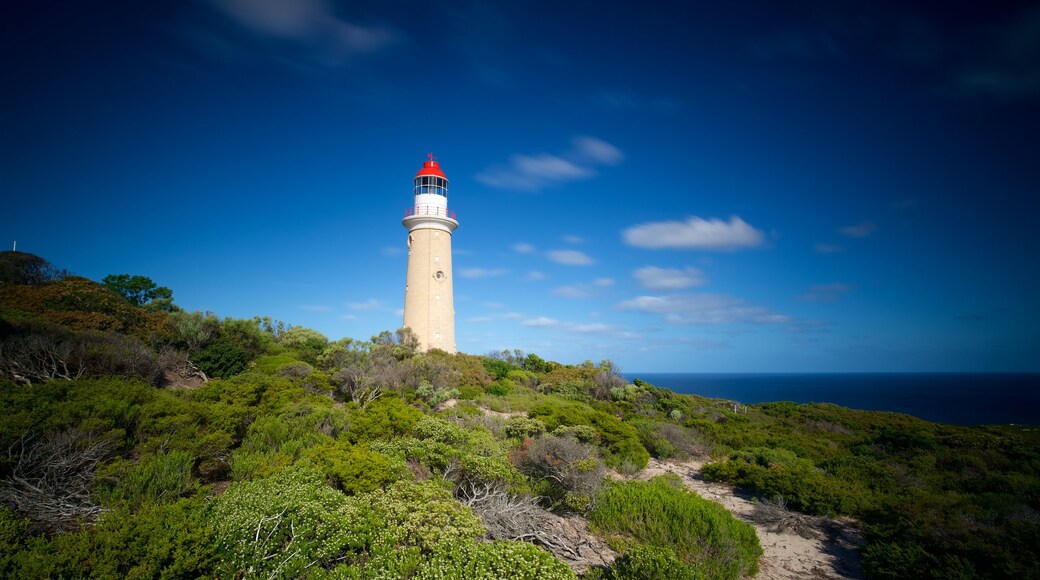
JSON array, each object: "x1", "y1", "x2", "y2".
[
  {"x1": 590, "y1": 477, "x2": 761, "y2": 580},
  {"x1": 96, "y1": 451, "x2": 197, "y2": 507},
  {"x1": 190, "y1": 337, "x2": 246, "y2": 378},
  {"x1": 308, "y1": 440, "x2": 405, "y2": 494},
  {"x1": 348, "y1": 396, "x2": 423, "y2": 443},
  {"x1": 608, "y1": 545, "x2": 699, "y2": 580},
  {"x1": 211, "y1": 463, "x2": 357, "y2": 577},
  {"x1": 6, "y1": 497, "x2": 216, "y2": 578},
  {"x1": 512, "y1": 434, "x2": 605, "y2": 509},
  {"x1": 504, "y1": 416, "x2": 547, "y2": 439},
  {"x1": 417, "y1": 540, "x2": 575, "y2": 579}
]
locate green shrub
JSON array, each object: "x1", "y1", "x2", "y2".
[
  {"x1": 191, "y1": 337, "x2": 247, "y2": 378},
  {"x1": 211, "y1": 463, "x2": 358, "y2": 578},
  {"x1": 701, "y1": 447, "x2": 857, "y2": 515},
  {"x1": 417, "y1": 540, "x2": 575, "y2": 579},
  {"x1": 348, "y1": 396, "x2": 423, "y2": 443},
  {"x1": 590, "y1": 476, "x2": 761, "y2": 580},
  {"x1": 608, "y1": 545, "x2": 699, "y2": 580},
  {"x1": 308, "y1": 440, "x2": 405, "y2": 494},
  {"x1": 505, "y1": 416, "x2": 547, "y2": 439},
  {"x1": 7, "y1": 497, "x2": 216, "y2": 578},
  {"x1": 529, "y1": 400, "x2": 649, "y2": 470},
  {"x1": 96, "y1": 451, "x2": 197, "y2": 507}
]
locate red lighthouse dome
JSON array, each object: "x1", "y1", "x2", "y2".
[{"x1": 415, "y1": 154, "x2": 447, "y2": 180}]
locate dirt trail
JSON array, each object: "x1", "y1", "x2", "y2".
[{"x1": 637, "y1": 459, "x2": 865, "y2": 580}]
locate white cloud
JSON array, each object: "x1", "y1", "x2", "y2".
[
  {"x1": 617, "y1": 294, "x2": 791, "y2": 325},
  {"x1": 209, "y1": 0, "x2": 402, "y2": 63},
  {"x1": 814, "y1": 243, "x2": 844, "y2": 254},
  {"x1": 523, "y1": 316, "x2": 559, "y2": 327},
  {"x1": 348, "y1": 298, "x2": 382, "y2": 311},
  {"x1": 475, "y1": 137, "x2": 623, "y2": 192},
  {"x1": 562, "y1": 234, "x2": 585, "y2": 244},
  {"x1": 633, "y1": 266, "x2": 707, "y2": 290},
  {"x1": 553, "y1": 285, "x2": 591, "y2": 299},
  {"x1": 460, "y1": 267, "x2": 509, "y2": 278},
  {"x1": 547, "y1": 249, "x2": 595, "y2": 265},
  {"x1": 340, "y1": 314, "x2": 358, "y2": 320},
  {"x1": 623, "y1": 216, "x2": 765, "y2": 250},
  {"x1": 512, "y1": 242, "x2": 535, "y2": 253},
  {"x1": 570, "y1": 323, "x2": 610, "y2": 333},
  {"x1": 526, "y1": 270, "x2": 546, "y2": 281},
  {"x1": 839, "y1": 221, "x2": 877, "y2": 238},
  {"x1": 593, "y1": 277, "x2": 615, "y2": 287},
  {"x1": 571, "y1": 136, "x2": 624, "y2": 165},
  {"x1": 298, "y1": 304, "x2": 331, "y2": 312}
]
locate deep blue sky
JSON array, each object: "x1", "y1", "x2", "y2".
[{"x1": 3, "y1": 0, "x2": 1039, "y2": 372}]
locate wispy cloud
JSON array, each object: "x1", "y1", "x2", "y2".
[
  {"x1": 633, "y1": 266, "x2": 707, "y2": 290},
  {"x1": 340, "y1": 313, "x2": 358, "y2": 320},
  {"x1": 617, "y1": 294, "x2": 791, "y2": 325},
  {"x1": 208, "y1": 0, "x2": 403, "y2": 65},
  {"x1": 623, "y1": 216, "x2": 765, "y2": 250},
  {"x1": 547, "y1": 249, "x2": 595, "y2": 265},
  {"x1": 553, "y1": 285, "x2": 591, "y2": 299},
  {"x1": 800, "y1": 283, "x2": 855, "y2": 302},
  {"x1": 839, "y1": 221, "x2": 877, "y2": 238},
  {"x1": 593, "y1": 278, "x2": 615, "y2": 287},
  {"x1": 562, "y1": 235, "x2": 585, "y2": 244},
  {"x1": 459, "y1": 267, "x2": 509, "y2": 279},
  {"x1": 347, "y1": 298, "x2": 383, "y2": 311},
  {"x1": 475, "y1": 136, "x2": 623, "y2": 192},
  {"x1": 526, "y1": 271, "x2": 546, "y2": 281},
  {"x1": 570, "y1": 137, "x2": 624, "y2": 166},
  {"x1": 523, "y1": 316, "x2": 559, "y2": 327},
  {"x1": 298, "y1": 304, "x2": 331, "y2": 312},
  {"x1": 512, "y1": 242, "x2": 535, "y2": 253}
]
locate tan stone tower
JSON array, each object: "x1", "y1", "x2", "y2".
[{"x1": 402, "y1": 155, "x2": 458, "y2": 353}]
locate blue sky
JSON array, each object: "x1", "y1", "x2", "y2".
[{"x1": 3, "y1": 0, "x2": 1039, "y2": 372}]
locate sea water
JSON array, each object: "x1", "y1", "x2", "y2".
[{"x1": 623, "y1": 373, "x2": 1040, "y2": 426}]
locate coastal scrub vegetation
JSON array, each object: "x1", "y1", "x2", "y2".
[{"x1": 0, "y1": 251, "x2": 1038, "y2": 578}]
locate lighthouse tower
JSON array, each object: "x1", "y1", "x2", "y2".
[{"x1": 402, "y1": 155, "x2": 458, "y2": 353}]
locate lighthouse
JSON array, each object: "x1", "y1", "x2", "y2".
[{"x1": 402, "y1": 155, "x2": 458, "y2": 353}]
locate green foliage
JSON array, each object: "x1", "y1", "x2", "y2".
[
  {"x1": 590, "y1": 476, "x2": 761, "y2": 580},
  {"x1": 348, "y1": 396, "x2": 424, "y2": 443},
  {"x1": 417, "y1": 540, "x2": 576, "y2": 579},
  {"x1": 278, "y1": 326, "x2": 329, "y2": 365},
  {"x1": 608, "y1": 545, "x2": 700, "y2": 580},
  {"x1": 212, "y1": 463, "x2": 358, "y2": 577},
  {"x1": 308, "y1": 440, "x2": 405, "y2": 494},
  {"x1": 190, "y1": 336, "x2": 247, "y2": 378},
  {"x1": 505, "y1": 416, "x2": 547, "y2": 439},
  {"x1": 416, "y1": 380, "x2": 459, "y2": 407},
  {"x1": 530, "y1": 399, "x2": 649, "y2": 470},
  {"x1": 102, "y1": 273, "x2": 174, "y2": 310},
  {"x1": 96, "y1": 451, "x2": 197, "y2": 507},
  {"x1": 0, "y1": 251, "x2": 67, "y2": 286},
  {"x1": 701, "y1": 447, "x2": 862, "y2": 515},
  {"x1": 6, "y1": 497, "x2": 216, "y2": 578}
]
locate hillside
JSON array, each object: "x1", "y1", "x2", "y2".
[{"x1": 1, "y1": 253, "x2": 1038, "y2": 579}]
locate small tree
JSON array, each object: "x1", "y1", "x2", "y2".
[{"x1": 102, "y1": 274, "x2": 174, "y2": 310}]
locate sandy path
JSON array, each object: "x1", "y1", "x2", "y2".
[{"x1": 636, "y1": 459, "x2": 864, "y2": 580}]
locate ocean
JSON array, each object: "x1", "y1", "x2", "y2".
[{"x1": 622, "y1": 373, "x2": 1040, "y2": 426}]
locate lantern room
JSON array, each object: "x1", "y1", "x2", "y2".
[{"x1": 414, "y1": 156, "x2": 448, "y2": 197}]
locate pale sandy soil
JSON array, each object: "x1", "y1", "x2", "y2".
[{"x1": 636, "y1": 459, "x2": 865, "y2": 580}]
